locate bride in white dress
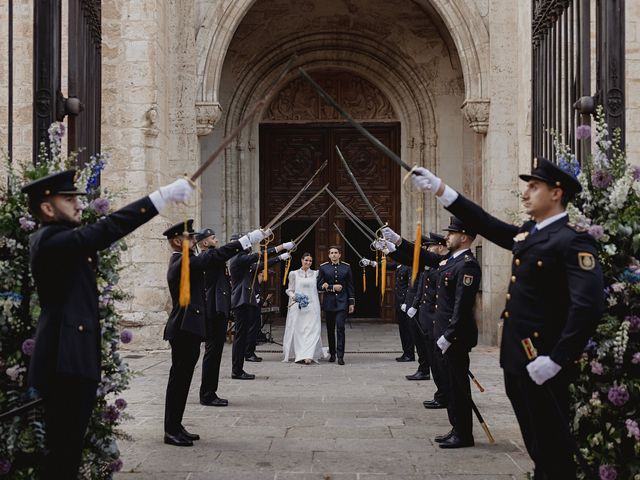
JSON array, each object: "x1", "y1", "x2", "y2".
[{"x1": 282, "y1": 253, "x2": 327, "y2": 364}]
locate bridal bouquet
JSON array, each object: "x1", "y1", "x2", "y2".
[{"x1": 294, "y1": 292, "x2": 310, "y2": 309}]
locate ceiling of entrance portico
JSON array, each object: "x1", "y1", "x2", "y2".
[{"x1": 197, "y1": 0, "x2": 489, "y2": 103}]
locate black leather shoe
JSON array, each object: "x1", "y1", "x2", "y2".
[
  {"x1": 438, "y1": 434, "x2": 474, "y2": 449},
  {"x1": 232, "y1": 372, "x2": 255, "y2": 380},
  {"x1": 395, "y1": 355, "x2": 415, "y2": 362},
  {"x1": 200, "y1": 394, "x2": 229, "y2": 407},
  {"x1": 164, "y1": 432, "x2": 193, "y2": 447},
  {"x1": 337, "y1": 357, "x2": 345, "y2": 365},
  {"x1": 245, "y1": 355, "x2": 262, "y2": 362},
  {"x1": 180, "y1": 426, "x2": 200, "y2": 441},
  {"x1": 406, "y1": 371, "x2": 431, "y2": 381},
  {"x1": 329, "y1": 354, "x2": 336, "y2": 363},
  {"x1": 423, "y1": 399, "x2": 447, "y2": 409},
  {"x1": 434, "y1": 429, "x2": 454, "y2": 443}
]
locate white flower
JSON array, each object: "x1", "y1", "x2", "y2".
[{"x1": 605, "y1": 244, "x2": 618, "y2": 255}]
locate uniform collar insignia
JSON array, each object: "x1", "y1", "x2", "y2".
[
  {"x1": 439, "y1": 259, "x2": 448, "y2": 266},
  {"x1": 513, "y1": 231, "x2": 529, "y2": 242}
]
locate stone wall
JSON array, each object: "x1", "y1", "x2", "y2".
[{"x1": 627, "y1": 0, "x2": 640, "y2": 163}]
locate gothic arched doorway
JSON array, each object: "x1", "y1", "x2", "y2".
[{"x1": 259, "y1": 70, "x2": 400, "y2": 320}]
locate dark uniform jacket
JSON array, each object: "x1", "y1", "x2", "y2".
[
  {"x1": 394, "y1": 264, "x2": 411, "y2": 307},
  {"x1": 447, "y1": 194, "x2": 605, "y2": 373},
  {"x1": 317, "y1": 261, "x2": 355, "y2": 312},
  {"x1": 165, "y1": 240, "x2": 245, "y2": 341},
  {"x1": 411, "y1": 266, "x2": 439, "y2": 336},
  {"x1": 229, "y1": 247, "x2": 279, "y2": 309},
  {"x1": 28, "y1": 197, "x2": 158, "y2": 392},
  {"x1": 432, "y1": 251, "x2": 481, "y2": 350}
]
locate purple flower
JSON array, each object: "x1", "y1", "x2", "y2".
[
  {"x1": 608, "y1": 386, "x2": 629, "y2": 407},
  {"x1": 0, "y1": 458, "x2": 10, "y2": 475},
  {"x1": 115, "y1": 398, "x2": 127, "y2": 410},
  {"x1": 626, "y1": 419, "x2": 640, "y2": 440},
  {"x1": 102, "y1": 405, "x2": 120, "y2": 422},
  {"x1": 627, "y1": 315, "x2": 640, "y2": 333},
  {"x1": 588, "y1": 225, "x2": 605, "y2": 241},
  {"x1": 21, "y1": 338, "x2": 35, "y2": 356},
  {"x1": 633, "y1": 165, "x2": 640, "y2": 181},
  {"x1": 590, "y1": 361, "x2": 604, "y2": 375},
  {"x1": 632, "y1": 352, "x2": 640, "y2": 365},
  {"x1": 592, "y1": 169, "x2": 613, "y2": 189},
  {"x1": 599, "y1": 465, "x2": 617, "y2": 480},
  {"x1": 90, "y1": 197, "x2": 110, "y2": 215},
  {"x1": 19, "y1": 216, "x2": 36, "y2": 231},
  {"x1": 576, "y1": 124, "x2": 592, "y2": 140},
  {"x1": 109, "y1": 458, "x2": 123, "y2": 472},
  {"x1": 585, "y1": 338, "x2": 598, "y2": 353},
  {"x1": 120, "y1": 330, "x2": 133, "y2": 344}
]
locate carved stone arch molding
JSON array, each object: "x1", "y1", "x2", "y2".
[
  {"x1": 196, "y1": 0, "x2": 490, "y2": 132},
  {"x1": 215, "y1": 32, "x2": 440, "y2": 236}
]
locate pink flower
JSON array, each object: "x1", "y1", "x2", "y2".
[
  {"x1": 590, "y1": 361, "x2": 604, "y2": 375},
  {"x1": 626, "y1": 419, "x2": 640, "y2": 440},
  {"x1": 19, "y1": 216, "x2": 36, "y2": 231},
  {"x1": 608, "y1": 386, "x2": 629, "y2": 407},
  {"x1": 599, "y1": 465, "x2": 617, "y2": 480},
  {"x1": 120, "y1": 330, "x2": 133, "y2": 344},
  {"x1": 588, "y1": 225, "x2": 605, "y2": 241},
  {"x1": 576, "y1": 124, "x2": 592, "y2": 140},
  {"x1": 632, "y1": 352, "x2": 640, "y2": 365},
  {"x1": 21, "y1": 338, "x2": 35, "y2": 356}
]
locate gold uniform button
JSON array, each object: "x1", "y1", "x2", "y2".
[
  {"x1": 537, "y1": 260, "x2": 543, "y2": 267},
  {"x1": 78, "y1": 325, "x2": 84, "y2": 332},
  {"x1": 504, "y1": 311, "x2": 510, "y2": 318},
  {"x1": 511, "y1": 275, "x2": 516, "y2": 283},
  {"x1": 140, "y1": 207, "x2": 146, "y2": 213},
  {"x1": 533, "y1": 331, "x2": 540, "y2": 338},
  {"x1": 515, "y1": 259, "x2": 520, "y2": 266},
  {"x1": 506, "y1": 293, "x2": 511, "y2": 300}
]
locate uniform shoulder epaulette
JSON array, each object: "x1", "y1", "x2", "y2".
[
  {"x1": 342, "y1": 261, "x2": 350, "y2": 265},
  {"x1": 464, "y1": 254, "x2": 473, "y2": 262},
  {"x1": 566, "y1": 222, "x2": 587, "y2": 233},
  {"x1": 320, "y1": 261, "x2": 329, "y2": 266}
]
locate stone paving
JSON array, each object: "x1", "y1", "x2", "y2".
[{"x1": 115, "y1": 322, "x2": 533, "y2": 479}]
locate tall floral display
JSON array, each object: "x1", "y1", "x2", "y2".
[
  {"x1": 555, "y1": 108, "x2": 640, "y2": 480},
  {"x1": 0, "y1": 123, "x2": 132, "y2": 478}
]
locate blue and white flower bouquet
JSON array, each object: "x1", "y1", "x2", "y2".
[{"x1": 294, "y1": 292, "x2": 310, "y2": 309}]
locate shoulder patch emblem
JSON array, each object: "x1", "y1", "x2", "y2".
[
  {"x1": 463, "y1": 274, "x2": 474, "y2": 286},
  {"x1": 578, "y1": 252, "x2": 595, "y2": 270},
  {"x1": 513, "y1": 232, "x2": 529, "y2": 242}
]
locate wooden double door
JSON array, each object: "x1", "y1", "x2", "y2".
[{"x1": 259, "y1": 123, "x2": 401, "y2": 320}]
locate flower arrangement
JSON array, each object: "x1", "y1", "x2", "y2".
[
  {"x1": 0, "y1": 123, "x2": 133, "y2": 478},
  {"x1": 552, "y1": 107, "x2": 640, "y2": 480},
  {"x1": 293, "y1": 292, "x2": 310, "y2": 309}
]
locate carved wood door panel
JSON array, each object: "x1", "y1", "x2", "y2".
[{"x1": 259, "y1": 123, "x2": 400, "y2": 321}]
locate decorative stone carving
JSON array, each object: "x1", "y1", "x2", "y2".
[
  {"x1": 196, "y1": 101, "x2": 223, "y2": 136},
  {"x1": 144, "y1": 105, "x2": 159, "y2": 137},
  {"x1": 263, "y1": 71, "x2": 397, "y2": 122},
  {"x1": 461, "y1": 99, "x2": 490, "y2": 135}
]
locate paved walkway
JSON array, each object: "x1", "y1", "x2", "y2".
[{"x1": 115, "y1": 322, "x2": 532, "y2": 479}]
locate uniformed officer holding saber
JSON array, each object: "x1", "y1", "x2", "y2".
[{"x1": 410, "y1": 158, "x2": 605, "y2": 479}]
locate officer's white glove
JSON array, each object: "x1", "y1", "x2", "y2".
[
  {"x1": 282, "y1": 241, "x2": 295, "y2": 251},
  {"x1": 262, "y1": 227, "x2": 273, "y2": 238},
  {"x1": 246, "y1": 228, "x2": 267, "y2": 244},
  {"x1": 149, "y1": 178, "x2": 194, "y2": 212},
  {"x1": 370, "y1": 260, "x2": 377, "y2": 268},
  {"x1": 400, "y1": 304, "x2": 407, "y2": 312},
  {"x1": 437, "y1": 335, "x2": 451, "y2": 353},
  {"x1": 526, "y1": 356, "x2": 562, "y2": 385},
  {"x1": 410, "y1": 167, "x2": 442, "y2": 193},
  {"x1": 381, "y1": 227, "x2": 401, "y2": 244},
  {"x1": 407, "y1": 307, "x2": 417, "y2": 318},
  {"x1": 279, "y1": 252, "x2": 291, "y2": 261},
  {"x1": 360, "y1": 258, "x2": 371, "y2": 267},
  {"x1": 372, "y1": 239, "x2": 396, "y2": 253}
]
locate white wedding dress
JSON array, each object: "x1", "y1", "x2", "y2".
[{"x1": 282, "y1": 268, "x2": 327, "y2": 363}]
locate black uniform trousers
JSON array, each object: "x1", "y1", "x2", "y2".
[
  {"x1": 164, "y1": 330, "x2": 201, "y2": 434},
  {"x1": 232, "y1": 304, "x2": 258, "y2": 375},
  {"x1": 42, "y1": 376, "x2": 97, "y2": 480},
  {"x1": 244, "y1": 307, "x2": 261, "y2": 358},
  {"x1": 409, "y1": 320, "x2": 429, "y2": 374},
  {"x1": 425, "y1": 328, "x2": 449, "y2": 405},
  {"x1": 504, "y1": 371, "x2": 575, "y2": 480},
  {"x1": 443, "y1": 345, "x2": 473, "y2": 440},
  {"x1": 397, "y1": 307, "x2": 415, "y2": 359},
  {"x1": 200, "y1": 312, "x2": 228, "y2": 399},
  {"x1": 325, "y1": 310, "x2": 347, "y2": 357}
]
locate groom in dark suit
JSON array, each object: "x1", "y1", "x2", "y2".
[{"x1": 317, "y1": 246, "x2": 355, "y2": 365}]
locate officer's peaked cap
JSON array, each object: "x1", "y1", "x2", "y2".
[
  {"x1": 21, "y1": 170, "x2": 86, "y2": 199},
  {"x1": 443, "y1": 217, "x2": 476, "y2": 237},
  {"x1": 195, "y1": 228, "x2": 215, "y2": 243},
  {"x1": 519, "y1": 156, "x2": 582, "y2": 197},
  {"x1": 163, "y1": 219, "x2": 195, "y2": 239}
]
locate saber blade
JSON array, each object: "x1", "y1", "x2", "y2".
[{"x1": 333, "y1": 222, "x2": 363, "y2": 259}]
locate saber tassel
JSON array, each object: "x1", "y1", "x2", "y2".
[
  {"x1": 263, "y1": 244, "x2": 268, "y2": 282},
  {"x1": 380, "y1": 253, "x2": 387, "y2": 303},
  {"x1": 412, "y1": 207, "x2": 422, "y2": 286},
  {"x1": 179, "y1": 230, "x2": 191, "y2": 307},
  {"x1": 282, "y1": 255, "x2": 292, "y2": 286},
  {"x1": 375, "y1": 250, "x2": 379, "y2": 287},
  {"x1": 362, "y1": 267, "x2": 367, "y2": 293}
]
